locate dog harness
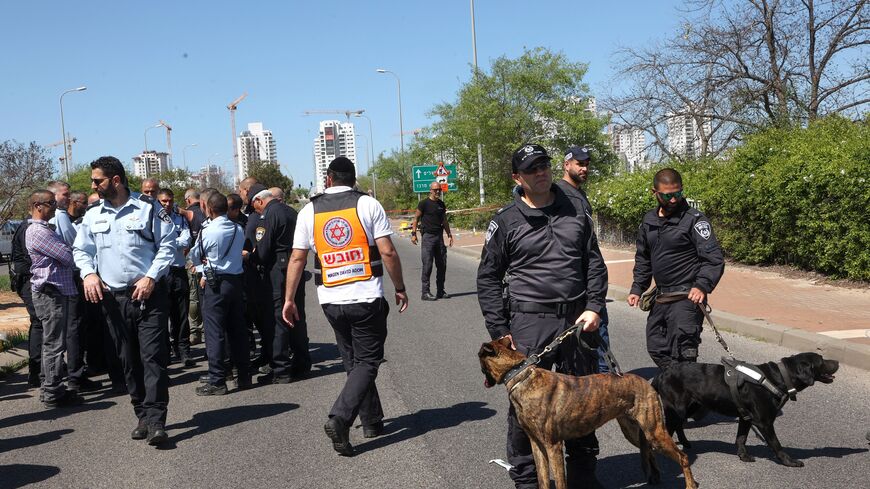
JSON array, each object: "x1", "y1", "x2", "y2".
[{"x1": 721, "y1": 357, "x2": 798, "y2": 421}]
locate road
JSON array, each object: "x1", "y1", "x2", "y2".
[{"x1": 1, "y1": 237, "x2": 868, "y2": 488}]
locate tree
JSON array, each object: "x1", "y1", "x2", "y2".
[
  {"x1": 248, "y1": 160, "x2": 293, "y2": 192},
  {"x1": 0, "y1": 140, "x2": 56, "y2": 226}
]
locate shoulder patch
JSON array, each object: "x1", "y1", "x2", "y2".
[
  {"x1": 484, "y1": 220, "x2": 499, "y2": 244},
  {"x1": 157, "y1": 208, "x2": 172, "y2": 224},
  {"x1": 694, "y1": 221, "x2": 712, "y2": 240},
  {"x1": 86, "y1": 200, "x2": 101, "y2": 210},
  {"x1": 139, "y1": 193, "x2": 154, "y2": 203}
]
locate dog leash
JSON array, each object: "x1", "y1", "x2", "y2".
[
  {"x1": 699, "y1": 303, "x2": 735, "y2": 360},
  {"x1": 540, "y1": 323, "x2": 624, "y2": 376}
]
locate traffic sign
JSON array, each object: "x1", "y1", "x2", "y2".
[{"x1": 412, "y1": 163, "x2": 457, "y2": 193}]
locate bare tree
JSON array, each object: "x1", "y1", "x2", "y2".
[{"x1": 0, "y1": 140, "x2": 55, "y2": 227}]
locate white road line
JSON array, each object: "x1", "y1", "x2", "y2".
[
  {"x1": 460, "y1": 244, "x2": 483, "y2": 248},
  {"x1": 604, "y1": 259, "x2": 635, "y2": 264},
  {"x1": 818, "y1": 329, "x2": 870, "y2": 339}
]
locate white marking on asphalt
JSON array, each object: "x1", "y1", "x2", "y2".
[
  {"x1": 604, "y1": 259, "x2": 634, "y2": 264},
  {"x1": 461, "y1": 244, "x2": 483, "y2": 248},
  {"x1": 818, "y1": 329, "x2": 870, "y2": 339}
]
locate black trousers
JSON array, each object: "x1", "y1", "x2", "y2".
[
  {"x1": 16, "y1": 276, "x2": 43, "y2": 379},
  {"x1": 165, "y1": 267, "x2": 191, "y2": 355},
  {"x1": 202, "y1": 274, "x2": 250, "y2": 385},
  {"x1": 645, "y1": 298, "x2": 704, "y2": 370},
  {"x1": 321, "y1": 297, "x2": 388, "y2": 427},
  {"x1": 244, "y1": 266, "x2": 268, "y2": 358},
  {"x1": 65, "y1": 276, "x2": 89, "y2": 386},
  {"x1": 101, "y1": 284, "x2": 170, "y2": 427},
  {"x1": 507, "y1": 308, "x2": 599, "y2": 489},
  {"x1": 420, "y1": 232, "x2": 447, "y2": 294},
  {"x1": 256, "y1": 265, "x2": 310, "y2": 377}
]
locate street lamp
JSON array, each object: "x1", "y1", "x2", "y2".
[
  {"x1": 59, "y1": 86, "x2": 87, "y2": 180},
  {"x1": 144, "y1": 123, "x2": 162, "y2": 152},
  {"x1": 353, "y1": 112, "x2": 377, "y2": 199},
  {"x1": 376, "y1": 68, "x2": 405, "y2": 176},
  {"x1": 471, "y1": 0, "x2": 485, "y2": 205},
  {"x1": 182, "y1": 143, "x2": 198, "y2": 169}
]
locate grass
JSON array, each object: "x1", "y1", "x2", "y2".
[
  {"x1": 0, "y1": 328, "x2": 28, "y2": 353},
  {"x1": 0, "y1": 274, "x2": 10, "y2": 291}
]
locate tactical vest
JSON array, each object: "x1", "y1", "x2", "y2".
[{"x1": 312, "y1": 191, "x2": 382, "y2": 287}]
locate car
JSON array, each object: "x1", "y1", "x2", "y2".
[{"x1": 0, "y1": 220, "x2": 21, "y2": 262}]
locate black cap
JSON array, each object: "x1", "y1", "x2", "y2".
[
  {"x1": 564, "y1": 146, "x2": 590, "y2": 162},
  {"x1": 328, "y1": 156, "x2": 356, "y2": 174},
  {"x1": 248, "y1": 183, "x2": 268, "y2": 199},
  {"x1": 511, "y1": 144, "x2": 551, "y2": 173}
]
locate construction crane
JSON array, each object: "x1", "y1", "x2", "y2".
[
  {"x1": 227, "y1": 92, "x2": 247, "y2": 182},
  {"x1": 158, "y1": 120, "x2": 173, "y2": 169},
  {"x1": 302, "y1": 109, "x2": 365, "y2": 121},
  {"x1": 47, "y1": 136, "x2": 77, "y2": 167}
]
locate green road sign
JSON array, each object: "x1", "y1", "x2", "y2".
[{"x1": 412, "y1": 164, "x2": 457, "y2": 193}]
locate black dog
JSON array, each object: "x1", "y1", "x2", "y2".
[{"x1": 652, "y1": 352, "x2": 839, "y2": 467}]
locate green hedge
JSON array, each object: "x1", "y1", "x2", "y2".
[{"x1": 588, "y1": 116, "x2": 870, "y2": 280}]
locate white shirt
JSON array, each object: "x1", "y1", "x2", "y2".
[{"x1": 293, "y1": 186, "x2": 393, "y2": 304}]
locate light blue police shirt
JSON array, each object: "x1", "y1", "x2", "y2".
[
  {"x1": 50, "y1": 209, "x2": 77, "y2": 246},
  {"x1": 167, "y1": 210, "x2": 191, "y2": 268},
  {"x1": 73, "y1": 193, "x2": 178, "y2": 291},
  {"x1": 188, "y1": 215, "x2": 243, "y2": 276}
]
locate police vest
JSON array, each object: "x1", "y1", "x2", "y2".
[{"x1": 312, "y1": 191, "x2": 383, "y2": 287}]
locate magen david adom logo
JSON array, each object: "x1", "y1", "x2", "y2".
[{"x1": 323, "y1": 217, "x2": 353, "y2": 248}]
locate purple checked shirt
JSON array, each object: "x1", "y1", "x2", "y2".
[{"x1": 25, "y1": 219, "x2": 78, "y2": 296}]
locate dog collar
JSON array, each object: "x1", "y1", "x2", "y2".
[{"x1": 501, "y1": 354, "x2": 539, "y2": 385}]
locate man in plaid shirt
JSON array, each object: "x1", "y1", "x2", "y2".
[{"x1": 25, "y1": 189, "x2": 84, "y2": 408}]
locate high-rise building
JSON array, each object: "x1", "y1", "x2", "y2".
[
  {"x1": 237, "y1": 122, "x2": 277, "y2": 180},
  {"x1": 132, "y1": 151, "x2": 169, "y2": 179},
  {"x1": 196, "y1": 164, "x2": 225, "y2": 189},
  {"x1": 666, "y1": 108, "x2": 711, "y2": 158},
  {"x1": 610, "y1": 124, "x2": 647, "y2": 172},
  {"x1": 312, "y1": 120, "x2": 357, "y2": 194}
]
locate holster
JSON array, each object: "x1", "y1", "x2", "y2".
[{"x1": 639, "y1": 286, "x2": 657, "y2": 311}]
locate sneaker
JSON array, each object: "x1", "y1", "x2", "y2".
[
  {"x1": 43, "y1": 390, "x2": 84, "y2": 409},
  {"x1": 436, "y1": 291, "x2": 451, "y2": 299},
  {"x1": 195, "y1": 383, "x2": 228, "y2": 396},
  {"x1": 363, "y1": 421, "x2": 385, "y2": 438},
  {"x1": 131, "y1": 419, "x2": 149, "y2": 440},
  {"x1": 421, "y1": 292, "x2": 437, "y2": 301},
  {"x1": 324, "y1": 417, "x2": 354, "y2": 456},
  {"x1": 236, "y1": 375, "x2": 253, "y2": 391}
]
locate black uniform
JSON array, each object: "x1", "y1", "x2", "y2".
[
  {"x1": 11, "y1": 219, "x2": 42, "y2": 385},
  {"x1": 630, "y1": 199, "x2": 725, "y2": 369},
  {"x1": 555, "y1": 179, "x2": 612, "y2": 373},
  {"x1": 477, "y1": 184, "x2": 608, "y2": 488},
  {"x1": 243, "y1": 210, "x2": 268, "y2": 360},
  {"x1": 252, "y1": 200, "x2": 310, "y2": 380},
  {"x1": 416, "y1": 198, "x2": 448, "y2": 297}
]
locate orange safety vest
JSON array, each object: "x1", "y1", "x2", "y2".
[{"x1": 312, "y1": 190, "x2": 383, "y2": 287}]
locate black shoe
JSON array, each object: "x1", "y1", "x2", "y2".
[
  {"x1": 436, "y1": 291, "x2": 451, "y2": 299},
  {"x1": 69, "y1": 377, "x2": 103, "y2": 392},
  {"x1": 363, "y1": 421, "x2": 385, "y2": 438},
  {"x1": 421, "y1": 292, "x2": 437, "y2": 301},
  {"x1": 43, "y1": 390, "x2": 84, "y2": 409},
  {"x1": 236, "y1": 376, "x2": 253, "y2": 390},
  {"x1": 195, "y1": 383, "x2": 228, "y2": 396},
  {"x1": 324, "y1": 417, "x2": 354, "y2": 456},
  {"x1": 131, "y1": 419, "x2": 148, "y2": 440},
  {"x1": 180, "y1": 355, "x2": 195, "y2": 368},
  {"x1": 28, "y1": 372, "x2": 40, "y2": 388},
  {"x1": 146, "y1": 425, "x2": 168, "y2": 446}
]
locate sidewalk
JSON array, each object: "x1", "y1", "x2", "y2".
[{"x1": 392, "y1": 220, "x2": 870, "y2": 371}]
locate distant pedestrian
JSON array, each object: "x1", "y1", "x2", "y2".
[
  {"x1": 283, "y1": 156, "x2": 409, "y2": 456},
  {"x1": 25, "y1": 189, "x2": 84, "y2": 408},
  {"x1": 411, "y1": 181, "x2": 453, "y2": 301},
  {"x1": 627, "y1": 168, "x2": 725, "y2": 369}
]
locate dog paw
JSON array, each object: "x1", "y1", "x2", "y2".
[{"x1": 738, "y1": 454, "x2": 756, "y2": 463}]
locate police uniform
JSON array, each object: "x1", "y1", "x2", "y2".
[
  {"x1": 252, "y1": 199, "x2": 310, "y2": 381},
  {"x1": 293, "y1": 185, "x2": 391, "y2": 436},
  {"x1": 630, "y1": 199, "x2": 724, "y2": 369},
  {"x1": 73, "y1": 192, "x2": 177, "y2": 435},
  {"x1": 243, "y1": 209, "x2": 269, "y2": 362},
  {"x1": 478, "y1": 151, "x2": 608, "y2": 487},
  {"x1": 188, "y1": 214, "x2": 249, "y2": 390},
  {"x1": 555, "y1": 178, "x2": 612, "y2": 373},
  {"x1": 164, "y1": 209, "x2": 193, "y2": 364}
]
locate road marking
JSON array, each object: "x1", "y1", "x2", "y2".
[
  {"x1": 605, "y1": 259, "x2": 634, "y2": 264},
  {"x1": 818, "y1": 329, "x2": 870, "y2": 339},
  {"x1": 461, "y1": 244, "x2": 483, "y2": 248}
]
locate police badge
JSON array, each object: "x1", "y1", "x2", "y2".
[
  {"x1": 256, "y1": 226, "x2": 266, "y2": 242},
  {"x1": 485, "y1": 220, "x2": 498, "y2": 244},
  {"x1": 694, "y1": 221, "x2": 712, "y2": 240}
]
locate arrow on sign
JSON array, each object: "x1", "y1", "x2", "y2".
[{"x1": 416, "y1": 169, "x2": 422, "y2": 178}]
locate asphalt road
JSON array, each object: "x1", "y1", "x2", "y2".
[{"x1": 1, "y1": 237, "x2": 868, "y2": 488}]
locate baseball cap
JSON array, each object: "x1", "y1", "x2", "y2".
[
  {"x1": 564, "y1": 146, "x2": 590, "y2": 162},
  {"x1": 511, "y1": 144, "x2": 551, "y2": 173}
]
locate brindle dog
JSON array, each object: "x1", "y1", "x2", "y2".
[{"x1": 479, "y1": 337, "x2": 698, "y2": 489}]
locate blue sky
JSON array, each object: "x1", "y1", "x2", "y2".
[{"x1": 2, "y1": 0, "x2": 686, "y2": 188}]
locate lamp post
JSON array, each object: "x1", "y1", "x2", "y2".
[
  {"x1": 182, "y1": 143, "x2": 198, "y2": 169},
  {"x1": 376, "y1": 68, "x2": 405, "y2": 176},
  {"x1": 144, "y1": 123, "x2": 162, "y2": 152},
  {"x1": 59, "y1": 86, "x2": 87, "y2": 180},
  {"x1": 471, "y1": 0, "x2": 485, "y2": 205},
  {"x1": 353, "y1": 112, "x2": 377, "y2": 199}
]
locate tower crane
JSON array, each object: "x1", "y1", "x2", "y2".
[
  {"x1": 227, "y1": 92, "x2": 247, "y2": 182},
  {"x1": 158, "y1": 120, "x2": 173, "y2": 169},
  {"x1": 48, "y1": 136, "x2": 77, "y2": 168},
  {"x1": 302, "y1": 109, "x2": 365, "y2": 120}
]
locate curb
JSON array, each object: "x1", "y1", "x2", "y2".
[{"x1": 447, "y1": 242, "x2": 870, "y2": 372}]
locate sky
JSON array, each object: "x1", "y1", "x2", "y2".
[{"x1": 1, "y1": 0, "x2": 688, "y2": 189}]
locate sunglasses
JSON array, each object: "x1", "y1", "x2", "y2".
[
  {"x1": 657, "y1": 190, "x2": 684, "y2": 200},
  {"x1": 91, "y1": 177, "x2": 108, "y2": 185},
  {"x1": 430, "y1": 188, "x2": 442, "y2": 192},
  {"x1": 37, "y1": 200, "x2": 57, "y2": 208}
]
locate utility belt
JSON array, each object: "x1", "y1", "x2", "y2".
[
  {"x1": 509, "y1": 296, "x2": 586, "y2": 317},
  {"x1": 640, "y1": 283, "x2": 693, "y2": 311}
]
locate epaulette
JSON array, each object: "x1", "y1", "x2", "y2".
[
  {"x1": 86, "y1": 200, "x2": 102, "y2": 210},
  {"x1": 138, "y1": 193, "x2": 154, "y2": 203},
  {"x1": 495, "y1": 202, "x2": 516, "y2": 215}
]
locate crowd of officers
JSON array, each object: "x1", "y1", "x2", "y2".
[{"x1": 13, "y1": 144, "x2": 723, "y2": 486}]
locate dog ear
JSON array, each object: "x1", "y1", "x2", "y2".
[
  {"x1": 785, "y1": 355, "x2": 816, "y2": 387},
  {"x1": 480, "y1": 343, "x2": 496, "y2": 357}
]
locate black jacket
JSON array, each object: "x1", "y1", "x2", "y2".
[
  {"x1": 630, "y1": 200, "x2": 725, "y2": 296},
  {"x1": 477, "y1": 185, "x2": 608, "y2": 340},
  {"x1": 252, "y1": 200, "x2": 298, "y2": 271}
]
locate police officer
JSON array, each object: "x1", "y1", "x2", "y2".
[
  {"x1": 556, "y1": 145, "x2": 612, "y2": 373},
  {"x1": 249, "y1": 183, "x2": 311, "y2": 382},
  {"x1": 282, "y1": 156, "x2": 409, "y2": 456},
  {"x1": 73, "y1": 156, "x2": 177, "y2": 446},
  {"x1": 627, "y1": 168, "x2": 725, "y2": 369},
  {"x1": 156, "y1": 188, "x2": 194, "y2": 367},
  {"x1": 188, "y1": 192, "x2": 250, "y2": 394},
  {"x1": 184, "y1": 188, "x2": 207, "y2": 345},
  {"x1": 478, "y1": 144, "x2": 608, "y2": 488},
  {"x1": 238, "y1": 179, "x2": 269, "y2": 368}
]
